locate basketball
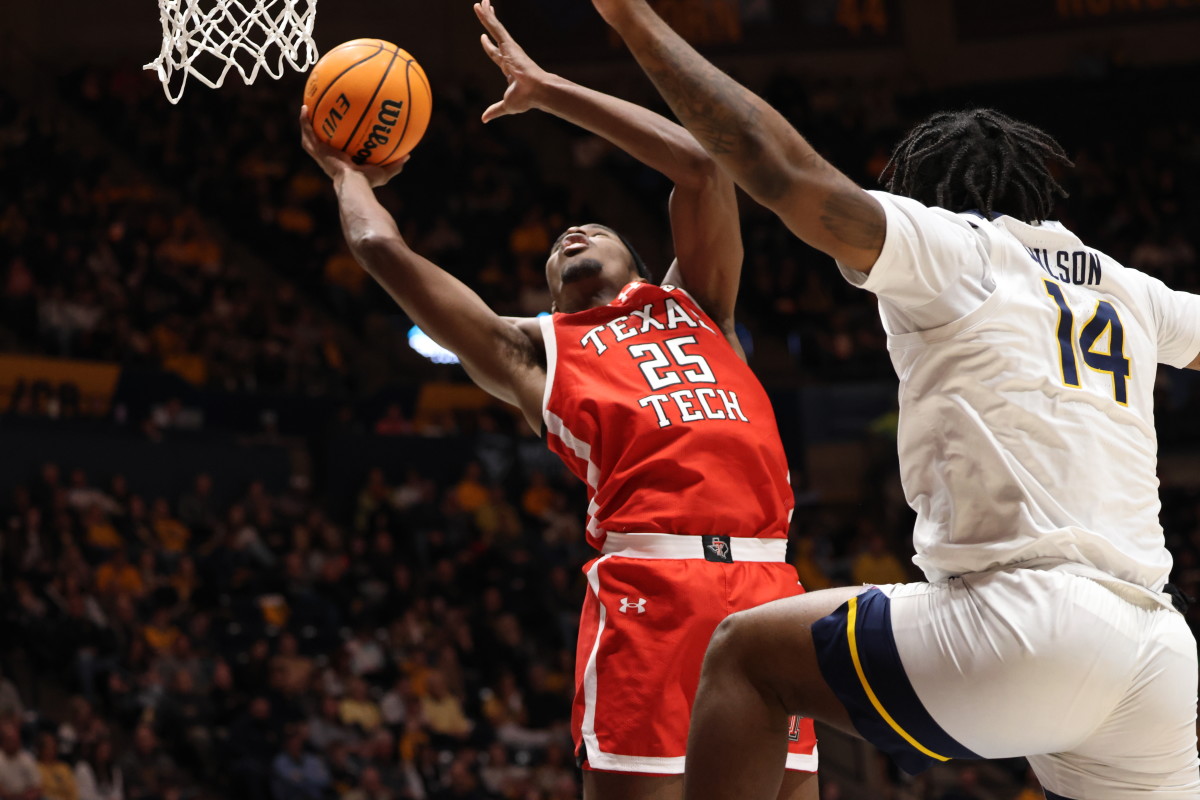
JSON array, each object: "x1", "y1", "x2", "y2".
[{"x1": 304, "y1": 39, "x2": 432, "y2": 166}]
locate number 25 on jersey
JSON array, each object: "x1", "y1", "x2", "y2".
[{"x1": 1043, "y1": 280, "x2": 1130, "y2": 405}]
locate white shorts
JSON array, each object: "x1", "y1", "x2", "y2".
[{"x1": 811, "y1": 567, "x2": 1200, "y2": 799}]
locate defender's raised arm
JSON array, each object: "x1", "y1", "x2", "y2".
[
  {"x1": 591, "y1": 0, "x2": 885, "y2": 273},
  {"x1": 474, "y1": 0, "x2": 743, "y2": 340},
  {"x1": 299, "y1": 107, "x2": 545, "y2": 429}
]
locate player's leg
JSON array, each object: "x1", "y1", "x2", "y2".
[
  {"x1": 689, "y1": 567, "x2": 1200, "y2": 800},
  {"x1": 777, "y1": 770, "x2": 819, "y2": 800},
  {"x1": 574, "y1": 554, "x2": 732, "y2": 799},
  {"x1": 586, "y1": 770, "x2": 819, "y2": 800},
  {"x1": 683, "y1": 586, "x2": 867, "y2": 800},
  {"x1": 585, "y1": 764, "x2": 820, "y2": 800},
  {"x1": 584, "y1": 771, "x2": 682, "y2": 800},
  {"x1": 1026, "y1": 592, "x2": 1200, "y2": 799}
]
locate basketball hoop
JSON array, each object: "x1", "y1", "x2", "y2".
[{"x1": 145, "y1": 0, "x2": 319, "y2": 104}]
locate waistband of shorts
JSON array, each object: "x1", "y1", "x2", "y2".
[{"x1": 600, "y1": 532, "x2": 787, "y2": 563}]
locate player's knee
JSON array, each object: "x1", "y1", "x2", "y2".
[
  {"x1": 706, "y1": 611, "x2": 770, "y2": 682},
  {"x1": 706, "y1": 609, "x2": 801, "y2": 712},
  {"x1": 707, "y1": 613, "x2": 745, "y2": 664}
]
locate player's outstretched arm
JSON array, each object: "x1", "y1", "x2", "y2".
[
  {"x1": 592, "y1": 0, "x2": 885, "y2": 273},
  {"x1": 474, "y1": 0, "x2": 743, "y2": 338},
  {"x1": 300, "y1": 107, "x2": 545, "y2": 428}
]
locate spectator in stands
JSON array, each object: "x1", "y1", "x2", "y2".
[
  {"x1": 157, "y1": 669, "x2": 214, "y2": 773},
  {"x1": 340, "y1": 678, "x2": 383, "y2": 736},
  {"x1": 374, "y1": 404, "x2": 413, "y2": 437},
  {"x1": 270, "y1": 725, "x2": 330, "y2": 800},
  {"x1": 74, "y1": 739, "x2": 123, "y2": 800},
  {"x1": 140, "y1": 608, "x2": 180, "y2": 655},
  {"x1": 84, "y1": 508, "x2": 123, "y2": 554},
  {"x1": 176, "y1": 475, "x2": 217, "y2": 538},
  {"x1": 35, "y1": 732, "x2": 76, "y2": 800},
  {"x1": 94, "y1": 551, "x2": 142, "y2": 598},
  {"x1": 0, "y1": 720, "x2": 39, "y2": 800},
  {"x1": 343, "y1": 765, "x2": 393, "y2": 800},
  {"x1": 118, "y1": 725, "x2": 178, "y2": 800},
  {"x1": 0, "y1": 674, "x2": 21, "y2": 721},
  {"x1": 57, "y1": 699, "x2": 108, "y2": 767},
  {"x1": 421, "y1": 672, "x2": 471, "y2": 742},
  {"x1": 227, "y1": 696, "x2": 277, "y2": 800},
  {"x1": 150, "y1": 500, "x2": 190, "y2": 557},
  {"x1": 850, "y1": 531, "x2": 910, "y2": 586},
  {"x1": 449, "y1": 464, "x2": 487, "y2": 518}
]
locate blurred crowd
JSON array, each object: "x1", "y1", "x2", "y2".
[
  {"x1": 0, "y1": 87, "x2": 350, "y2": 398},
  {"x1": 1, "y1": 449, "x2": 592, "y2": 800}
]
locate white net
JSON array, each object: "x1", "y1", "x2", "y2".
[{"x1": 145, "y1": 0, "x2": 319, "y2": 104}]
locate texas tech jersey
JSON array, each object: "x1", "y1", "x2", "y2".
[{"x1": 539, "y1": 282, "x2": 793, "y2": 551}]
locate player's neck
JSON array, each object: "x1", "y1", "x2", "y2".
[{"x1": 560, "y1": 284, "x2": 627, "y2": 314}]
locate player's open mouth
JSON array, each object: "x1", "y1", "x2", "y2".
[{"x1": 562, "y1": 233, "x2": 590, "y2": 256}]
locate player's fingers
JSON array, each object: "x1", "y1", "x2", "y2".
[
  {"x1": 472, "y1": 1, "x2": 499, "y2": 38},
  {"x1": 298, "y1": 106, "x2": 315, "y2": 147},
  {"x1": 479, "y1": 33, "x2": 502, "y2": 64},
  {"x1": 386, "y1": 155, "x2": 411, "y2": 175},
  {"x1": 481, "y1": 101, "x2": 509, "y2": 123},
  {"x1": 478, "y1": 0, "x2": 513, "y2": 44}
]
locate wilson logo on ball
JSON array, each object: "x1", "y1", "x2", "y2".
[{"x1": 352, "y1": 99, "x2": 405, "y2": 165}]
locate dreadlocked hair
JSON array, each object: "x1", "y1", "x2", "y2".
[{"x1": 882, "y1": 109, "x2": 1073, "y2": 223}]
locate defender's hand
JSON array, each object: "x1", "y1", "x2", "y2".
[
  {"x1": 474, "y1": 0, "x2": 552, "y2": 123},
  {"x1": 300, "y1": 106, "x2": 409, "y2": 188}
]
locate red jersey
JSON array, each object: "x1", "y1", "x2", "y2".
[{"x1": 539, "y1": 281, "x2": 794, "y2": 550}]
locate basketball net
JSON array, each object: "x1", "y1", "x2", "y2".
[{"x1": 145, "y1": 0, "x2": 319, "y2": 104}]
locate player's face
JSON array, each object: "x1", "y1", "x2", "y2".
[{"x1": 545, "y1": 224, "x2": 641, "y2": 314}]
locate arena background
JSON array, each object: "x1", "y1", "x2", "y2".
[{"x1": 1, "y1": 1, "x2": 1199, "y2": 798}]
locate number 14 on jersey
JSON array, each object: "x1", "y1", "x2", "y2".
[{"x1": 1043, "y1": 280, "x2": 1130, "y2": 405}]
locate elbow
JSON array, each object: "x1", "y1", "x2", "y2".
[
  {"x1": 673, "y1": 154, "x2": 736, "y2": 202},
  {"x1": 677, "y1": 150, "x2": 722, "y2": 190},
  {"x1": 350, "y1": 231, "x2": 405, "y2": 264}
]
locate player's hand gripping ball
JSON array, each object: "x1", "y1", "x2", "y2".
[{"x1": 304, "y1": 39, "x2": 432, "y2": 166}]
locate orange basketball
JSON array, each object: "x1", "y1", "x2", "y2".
[{"x1": 304, "y1": 39, "x2": 432, "y2": 166}]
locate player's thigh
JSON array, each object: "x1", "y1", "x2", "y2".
[
  {"x1": 1028, "y1": 606, "x2": 1200, "y2": 800},
  {"x1": 896, "y1": 571, "x2": 1169, "y2": 758},
  {"x1": 706, "y1": 585, "x2": 869, "y2": 733},
  {"x1": 777, "y1": 769, "x2": 819, "y2": 800},
  {"x1": 585, "y1": 770, "x2": 683, "y2": 800}
]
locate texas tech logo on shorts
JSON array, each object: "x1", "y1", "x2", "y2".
[{"x1": 703, "y1": 535, "x2": 733, "y2": 563}]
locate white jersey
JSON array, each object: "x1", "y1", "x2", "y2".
[{"x1": 842, "y1": 191, "x2": 1200, "y2": 590}]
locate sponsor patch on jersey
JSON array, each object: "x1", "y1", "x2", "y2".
[{"x1": 703, "y1": 535, "x2": 734, "y2": 563}]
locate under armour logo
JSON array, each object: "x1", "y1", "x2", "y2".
[{"x1": 619, "y1": 597, "x2": 647, "y2": 614}]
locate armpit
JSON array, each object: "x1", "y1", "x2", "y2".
[
  {"x1": 1189, "y1": 353, "x2": 1200, "y2": 371},
  {"x1": 501, "y1": 317, "x2": 547, "y2": 370}
]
